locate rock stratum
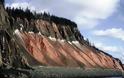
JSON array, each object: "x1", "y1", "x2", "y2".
[
  {"x1": 14, "y1": 20, "x2": 123, "y2": 70},
  {"x1": 0, "y1": 0, "x2": 124, "y2": 78}
]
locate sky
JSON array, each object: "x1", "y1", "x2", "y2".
[{"x1": 5, "y1": 0, "x2": 124, "y2": 63}]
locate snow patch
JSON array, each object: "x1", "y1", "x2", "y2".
[
  {"x1": 14, "y1": 29, "x2": 26, "y2": 45},
  {"x1": 72, "y1": 41, "x2": 80, "y2": 47},
  {"x1": 67, "y1": 41, "x2": 80, "y2": 45},
  {"x1": 19, "y1": 24, "x2": 24, "y2": 31},
  {"x1": 68, "y1": 41, "x2": 72, "y2": 45},
  {"x1": 38, "y1": 32, "x2": 42, "y2": 35},
  {"x1": 49, "y1": 36, "x2": 56, "y2": 41},
  {"x1": 38, "y1": 32, "x2": 44, "y2": 37},
  {"x1": 60, "y1": 39, "x2": 65, "y2": 42},
  {"x1": 58, "y1": 39, "x2": 65, "y2": 42},
  {"x1": 72, "y1": 41, "x2": 79, "y2": 44},
  {"x1": 14, "y1": 29, "x2": 22, "y2": 39},
  {"x1": 28, "y1": 31, "x2": 34, "y2": 34},
  {"x1": 14, "y1": 29, "x2": 20, "y2": 35}
]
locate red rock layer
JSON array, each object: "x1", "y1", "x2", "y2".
[{"x1": 15, "y1": 31, "x2": 124, "y2": 71}]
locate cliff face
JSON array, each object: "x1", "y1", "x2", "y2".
[
  {"x1": 0, "y1": 1, "x2": 9, "y2": 29},
  {"x1": 0, "y1": 0, "x2": 123, "y2": 72},
  {"x1": 13, "y1": 19, "x2": 124, "y2": 70},
  {"x1": 0, "y1": 0, "x2": 31, "y2": 69}
]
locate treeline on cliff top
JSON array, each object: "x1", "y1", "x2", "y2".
[{"x1": 6, "y1": 7, "x2": 77, "y2": 27}]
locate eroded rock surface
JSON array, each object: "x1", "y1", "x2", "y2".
[{"x1": 0, "y1": 0, "x2": 124, "y2": 78}]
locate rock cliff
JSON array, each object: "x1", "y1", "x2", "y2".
[
  {"x1": 0, "y1": 0, "x2": 124, "y2": 77},
  {"x1": 0, "y1": 0, "x2": 32, "y2": 69},
  {"x1": 13, "y1": 19, "x2": 124, "y2": 70}
]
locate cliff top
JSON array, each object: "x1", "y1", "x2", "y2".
[{"x1": 6, "y1": 7, "x2": 77, "y2": 27}]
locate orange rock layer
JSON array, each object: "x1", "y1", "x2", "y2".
[{"x1": 15, "y1": 31, "x2": 124, "y2": 70}]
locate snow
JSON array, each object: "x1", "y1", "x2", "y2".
[
  {"x1": 72, "y1": 41, "x2": 80, "y2": 47},
  {"x1": 58, "y1": 39, "x2": 65, "y2": 42},
  {"x1": 67, "y1": 41, "x2": 80, "y2": 45},
  {"x1": 14, "y1": 29, "x2": 23, "y2": 40},
  {"x1": 68, "y1": 41, "x2": 72, "y2": 45},
  {"x1": 14, "y1": 29, "x2": 25, "y2": 45},
  {"x1": 38, "y1": 32, "x2": 42, "y2": 35},
  {"x1": 28, "y1": 31, "x2": 34, "y2": 34},
  {"x1": 72, "y1": 41, "x2": 79, "y2": 44},
  {"x1": 60, "y1": 39, "x2": 65, "y2": 42},
  {"x1": 19, "y1": 24, "x2": 24, "y2": 31},
  {"x1": 14, "y1": 29, "x2": 20, "y2": 35},
  {"x1": 48, "y1": 36, "x2": 56, "y2": 41}
]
